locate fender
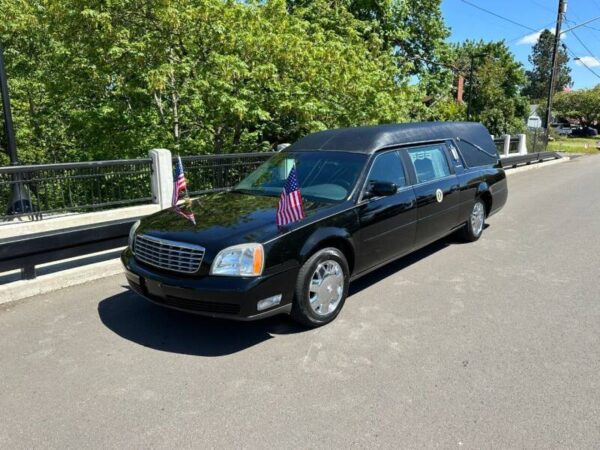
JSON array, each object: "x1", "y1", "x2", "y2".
[
  {"x1": 299, "y1": 226, "x2": 356, "y2": 266},
  {"x1": 475, "y1": 181, "x2": 489, "y2": 197}
]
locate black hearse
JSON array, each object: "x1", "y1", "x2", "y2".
[{"x1": 122, "y1": 122, "x2": 507, "y2": 327}]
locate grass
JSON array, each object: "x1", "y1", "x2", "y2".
[{"x1": 547, "y1": 137, "x2": 600, "y2": 154}]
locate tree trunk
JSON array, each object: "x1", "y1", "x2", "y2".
[{"x1": 168, "y1": 49, "x2": 180, "y2": 152}]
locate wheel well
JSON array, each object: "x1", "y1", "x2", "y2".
[
  {"x1": 480, "y1": 191, "x2": 492, "y2": 216},
  {"x1": 310, "y1": 237, "x2": 355, "y2": 274}
]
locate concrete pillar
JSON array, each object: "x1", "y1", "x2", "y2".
[
  {"x1": 517, "y1": 133, "x2": 527, "y2": 155},
  {"x1": 149, "y1": 149, "x2": 173, "y2": 209},
  {"x1": 503, "y1": 135, "x2": 511, "y2": 157}
]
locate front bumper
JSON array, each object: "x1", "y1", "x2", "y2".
[{"x1": 121, "y1": 249, "x2": 297, "y2": 320}]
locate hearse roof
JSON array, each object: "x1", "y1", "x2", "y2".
[{"x1": 287, "y1": 121, "x2": 497, "y2": 157}]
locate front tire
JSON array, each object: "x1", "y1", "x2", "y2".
[
  {"x1": 291, "y1": 248, "x2": 350, "y2": 327},
  {"x1": 460, "y1": 199, "x2": 486, "y2": 242}
]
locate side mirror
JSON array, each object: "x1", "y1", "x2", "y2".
[{"x1": 367, "y1": 181, "x2": 397, "y2": 198}]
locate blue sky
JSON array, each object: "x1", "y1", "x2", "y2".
[{"x1": 441, "y1": 0, "x2": 600, "y2": 89}]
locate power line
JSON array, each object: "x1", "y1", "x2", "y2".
[
  {"x1": 563, "y1": 16, "x2": 600, "y2": 80},
  {"x1": 565, "y1": 18, "x2": 600, "y2": 61},
  {"x1": 562, "y1": 8, "x2": 600, "y2": 54},
  {"x1": 459, "y1": 0, "x2": 600, "y2": 82},
  {"x1": 507, "y1": 22, "x2": 555, "y2": 44},
  {"x1": 526, "y1": 0, "x2": 555, "y2": 13},
  {"x1": 561, "y1": 15, "x2": 600, "y2": 33},
  {"x1": 460, "y1": 0, "x2": 537, "y2": 32},
  {"x1": 564, "y1": 44, "x2": 600, "y2": 80}
]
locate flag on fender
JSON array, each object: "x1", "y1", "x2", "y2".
[
  {"x1": 276, "y1": 164, "x2": 305, "y2": 227},
  {"x1": 172, "y1": 156, "x2": 188, "y2": 206}
]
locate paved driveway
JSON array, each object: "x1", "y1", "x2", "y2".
[{"x1": 1, "y1": 155, "x2": 599, "y2": 448}]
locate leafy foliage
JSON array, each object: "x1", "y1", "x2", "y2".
[
  {"x1": 0, "y1": 0, "x2": 531, "y2": 165},
  {"x1": 0, "y1": 0, "x2": 441, "y2": 164},
  {"x1": 452, "y1": 40, "x2": 529, "y2": 136},
  {"x1": 554, "y1": 85, "x2": 600, "y2": 126},
  {"x1": 523, "y1": 29, "x2": 571, "y2": 101}
]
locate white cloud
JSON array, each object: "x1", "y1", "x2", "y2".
[
  {"x1": 517, "y1": 30, "x2": 543, "y2": 45},
  {"x1": 575, "y1": 56, "x2": 600, "y2": 67},
  {"x1": 517, "y1": 29, "x2": 567, "y2": 45}
]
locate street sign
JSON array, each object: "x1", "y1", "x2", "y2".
[{"x1": 527, "y1": 115, "x2": 542, "y2": 129}]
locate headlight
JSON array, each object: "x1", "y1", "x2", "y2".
[
  {"x1": 210, "y1": 243, "x2": 264, "y2": 277},
  {"x1": 128, "y1": 220, "x2": 141, "y2": 250}
]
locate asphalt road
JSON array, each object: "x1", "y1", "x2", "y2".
[{"x1": 1, "y1": 156, "x2": 600, "y2": 449}]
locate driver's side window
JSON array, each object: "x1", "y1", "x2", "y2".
[{"x1": 367, "y1": 151, "x2": 407, "y2": 190}]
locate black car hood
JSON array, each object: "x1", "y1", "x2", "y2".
[{"x1": 137, "y1": 191, "x2": 337, "y2": 251}]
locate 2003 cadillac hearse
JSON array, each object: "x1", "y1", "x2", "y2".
[{"x1": 122, "y1": 122, "x2": 507, "y2": 327}]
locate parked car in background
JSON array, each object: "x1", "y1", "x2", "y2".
[
  {"x1": 122, "y1": 122, "x2": 508, "y2": 327},
  {"x1": 571, "y1": 126, "x2": 598, "y2": 137},
  {"x1": 554, "y1": 124, "x2": 573, "y2": 136}
]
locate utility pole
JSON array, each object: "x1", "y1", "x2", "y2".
[{"x1": 544, "y1": 0, "x2": 567, "y2": 133}]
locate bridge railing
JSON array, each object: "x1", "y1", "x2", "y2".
[
  {"x1": 0, "y1": 152, "x2": 272, "y2": 223},
  {"x1": 0, "y1": 159, "x2": 154, "y2": 222},
  {"x1": 0, "y1": 136, "x2": 558, "y2": 224},
  {"x1": 179, "y1": 152, "x2": 271, "y2": 195}
]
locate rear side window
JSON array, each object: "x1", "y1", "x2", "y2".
[
  {"x1": 407, "y1": 145, "x2": 451, "y2": 183},
  {"x1": 367, "y1": 151, "x2": 407, "y2": 189}
]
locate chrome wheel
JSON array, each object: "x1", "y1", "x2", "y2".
[
  {"x1": 471, "y1": 201, "x2": 485, "y2": 236},
  {"x1": 308, "y1": 260, "x2": 344, "y2": 316}
]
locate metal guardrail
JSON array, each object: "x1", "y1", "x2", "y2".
[
  {"x1": 0, "y1": 217, "x2": 137, "y2": 279},
  {"x1": 501, "y1": 151, "x2": 561, "y2": 168},
  {"x1": 0, "y1": 152, "x2": 273, "y2": 222},
  {"x1": 0, "y1": 159, "x2": 153, "y2": 221}
]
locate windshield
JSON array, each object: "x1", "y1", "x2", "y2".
[{"x1": 235, "y1": 151, "x2": 367, "y2": 202}]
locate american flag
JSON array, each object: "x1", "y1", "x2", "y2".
[
  {"x1": 172, "y1": 156, "x2": 188, "y2": 206},
  {"x1": 276, "y1": 165, "x2": 305, "y2": 227}
]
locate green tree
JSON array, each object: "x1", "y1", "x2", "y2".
[
  {"x1": 554, "y1": 85, "x2": 600, "y2": 127},
  {"x1": 1, "y1": 0, "x2": 421, "y2": 163},
  {"x1": 286, "y1": 0, "x2": 453, "y2": 102},
  {"x1": 523, "y1": 29, "x2": 571, "y2": 100},
  {"x1": 452, "y1": 40, "x2": 529, "y2": 136}
]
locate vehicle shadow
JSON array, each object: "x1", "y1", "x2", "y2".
[
  {"x1": 348, "y1": 238, "x2": 451, "y2": 297},
  {"x1": 349, "y1": 224, "x2": 490, "y2": 295},
  {"x1": 98, "y1": 232, "x2": 473, "y2": 357},
  {"x1": 97, "y1": 291, "x2": 306, "y2": 357}
]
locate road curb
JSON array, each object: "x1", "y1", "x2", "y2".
[
  {"x1": 0, "y1": 258, "x2": 123, "y2": 308},
  {"x1": 505, "y1": 157, "x2": 568, "y2": 175}
]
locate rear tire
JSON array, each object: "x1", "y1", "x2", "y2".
[
  {"x1": 291, "y1": 248, "x2": 349, "y2": 328},
  {"x1": 460, "y1": 199, "x2": 486, "y2": 242}
]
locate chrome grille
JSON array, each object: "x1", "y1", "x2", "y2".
[{"x1": 134, "y1": 234, "x2": 205, "y2": 274}]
